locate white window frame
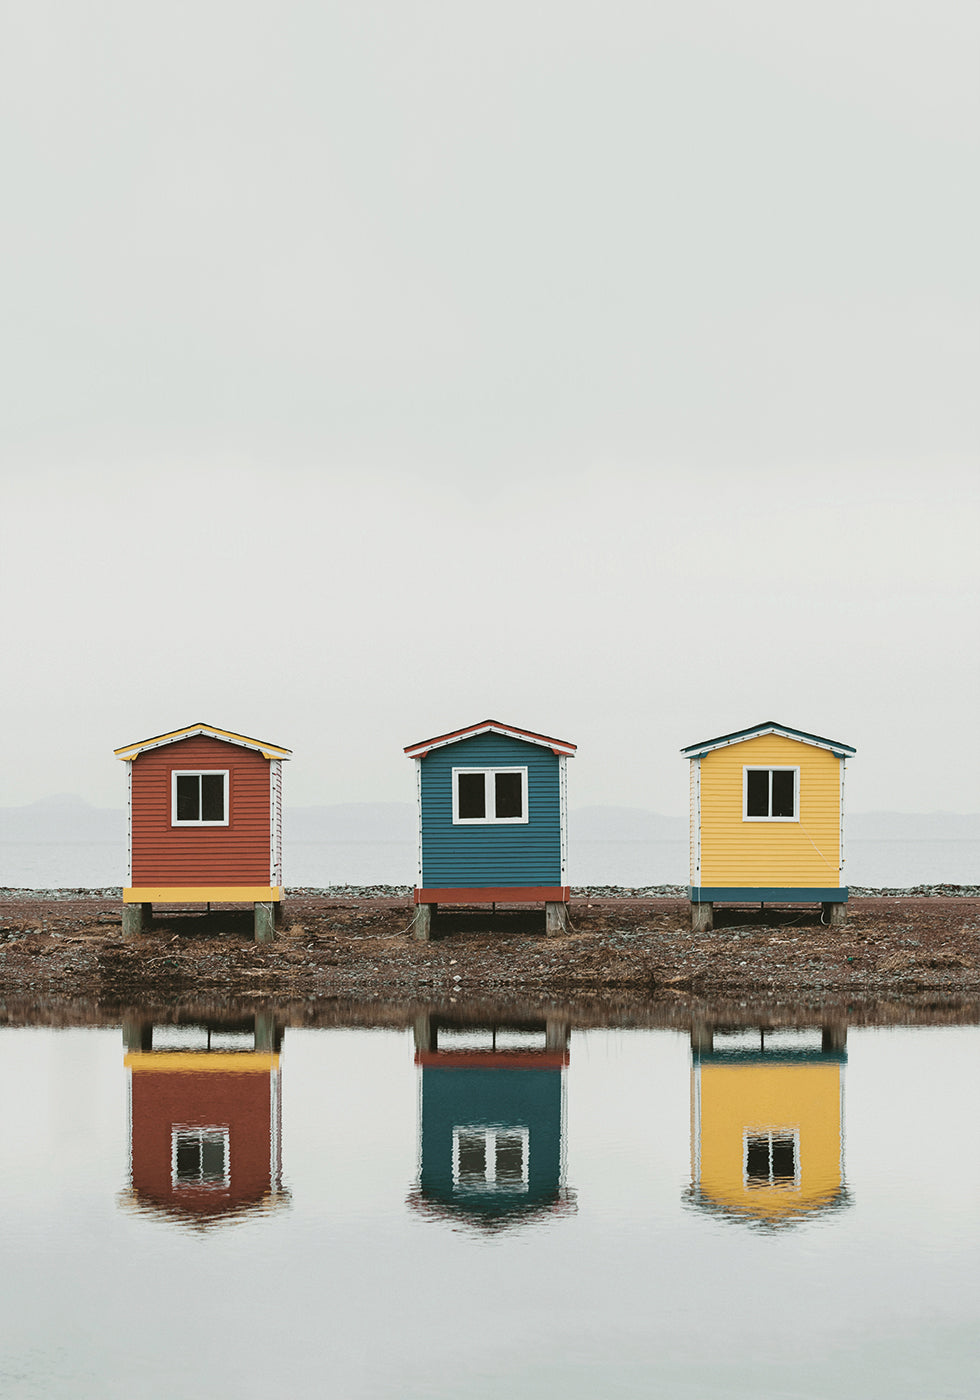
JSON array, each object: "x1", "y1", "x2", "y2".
[
  {"x1": 452, "y1": 1124, "x2": 530, "y2": 1194},
  {"x1": 742, "y1": 766, "x2": 800, "y2": 823},
  {"x1": 171, "y1": 770, "x2": 230, "y2": 827},
  {"x1": 452, "y1": 766, "x2": 529, "y2": 825},
  {"x1": 743, "y1": 1127, "x2": 801, "y2": 1190},
  {"x1": 171, "y1": 1126, "x2": 231, "y2": 1190}
]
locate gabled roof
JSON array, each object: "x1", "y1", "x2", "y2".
[
  {"x1": 404, "y1": 719, "x2": 576, "y2": 759},
  {"x1": 680, "y1": 721, "x2": 855, "y2": 759},
  {"x1": 114, "y1": 723, "x2": 292, "y2": 762}
]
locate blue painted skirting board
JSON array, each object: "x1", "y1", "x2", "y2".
[{"x1": 687, "y1": 887, "x2": 848, "y2": 903}]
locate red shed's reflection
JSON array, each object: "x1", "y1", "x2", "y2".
[{"x1": 122, "y1": 1012, "x2": 287, "y2": 1227}]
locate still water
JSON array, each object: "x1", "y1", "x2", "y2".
[{"x1": 1, "y1": 1007, "x2": 977, "y2": 1398}]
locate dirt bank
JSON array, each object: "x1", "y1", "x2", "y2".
[{"x1": 0, "y1": 893, "x2": 977, "y2": 1017}]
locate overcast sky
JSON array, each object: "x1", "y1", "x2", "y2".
[{"x1": 2, "y1": 1, "x2": 977, "y2": 816}]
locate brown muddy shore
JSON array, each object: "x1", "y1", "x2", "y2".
[{"x1": 0, "y1": 893, "x2": 978, "y2": 1029}]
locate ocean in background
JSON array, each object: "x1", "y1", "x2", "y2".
[{"x1": 2, "y1": 839, "x2": 978, "y2": 890}]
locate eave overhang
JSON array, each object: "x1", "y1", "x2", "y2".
[
  {"x1": 114, "y1": 723, "x2": 292, "y2": 762},
  {"x1": 404, "y1": 719, "x2": 576, "y2": 759},
  {"x1": 681, "y1": 721, "x2": 855, "y2": 760}
]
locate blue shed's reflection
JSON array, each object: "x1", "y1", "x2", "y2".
[{"x1": 408, "y1": 1012, "x2": 576, "y2": 1232}]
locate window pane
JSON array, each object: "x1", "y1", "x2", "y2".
[
  {"x1": 200, "y1": 1136, "x2": 227, "y2": 1183},
  {"x1": 746, "y1": 770, "x2": 769, "y2": 817},
  {"x1": 494, "y1": 772, "x2": 523, "y2": 819},
  {"x1": 457, "y1": 773, "x2": 486, "y2": 819},
  {"x1": 201, "y1": 774, "x2": 225, "y2": 821},
  {"x1": 745, "y1": 1136, "x2": 770, "y2": 1182},
  {"x1": 175, "y1": 1136, "x2": 202, "y2": 1181},
  {"x1": 770, "y1": 1135, "x2": 796, "y2": 1182},
  {"x1": 176, "y1": 775, "x2": 200, "y2": 821},
  {"x1": 457, "y1": 1131, "x2": 487, "y2": 1184},
  {"x1": 771, "y1": 770, "x2": 795, "y2": 818},
  {"x1": 495, "y1": 1134, "x2": 525, "y2": 1185}
]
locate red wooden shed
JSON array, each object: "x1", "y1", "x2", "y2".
[{"x1": 114, "y1": 722, "x2": 291, "y2": 940}]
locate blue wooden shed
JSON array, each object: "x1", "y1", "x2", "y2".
[{"x1": 403, "y1": 719, "x2": 577, "y2": 939}]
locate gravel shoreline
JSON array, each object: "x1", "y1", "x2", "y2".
[{"x1": 0, "y1": 892, "x2": 977, "y2": 1018}]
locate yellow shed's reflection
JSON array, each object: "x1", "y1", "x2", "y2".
[{"x1": 689, "y1": 1020, "x2": 849, "y2": 1227}]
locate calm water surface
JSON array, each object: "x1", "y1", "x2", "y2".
[{"x1": 0, "y1": 1008, "x2": 977, "y2": 1398}]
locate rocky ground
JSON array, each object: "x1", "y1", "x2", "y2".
[{"x1": 0, "y1": 891, "x2": 977, "y2": 1024}]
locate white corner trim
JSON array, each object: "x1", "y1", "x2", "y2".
[
  {"x1": 415, "y1": 756, "x2": 423, "y2": 888},
  {"x1": 559, "y1": 754, "x2": 568, "y2": 884}
]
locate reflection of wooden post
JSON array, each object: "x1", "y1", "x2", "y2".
[
  {"x1": 822, "y1": 1019, "x2": 847, "y2": 1053},
  {"x1": 254, "y1": 1012, "x2": 276, "y2": 1052},
  {"x1": 413, "y1": 1012, "x2": 433, "y2": 1053},
  {"x1": 545, "y1": 1018, "x2": 570, "y2": 1053},
  {"x1": 691, "y1": 1018, "x2": 714, "y2": 1053},
  {"x1": 122, "y1": 1018, "x2": 152, "y2": 1052}
]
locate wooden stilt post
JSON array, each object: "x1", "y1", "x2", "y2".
[
  {"x1": 122, "y1": 903, "x2": 144, "y2": 939},
  {"x1": 823, "y1": 901, "x2": 847, "y2": 927},
  {"x1": 254, "y1": 902, "x2": 275, "y2": 943},
  {"x1": 545, "y1": 902, "x2": 569, "y2": 935},
  {"x1": 691, "y1": 900, "x2": 713, "y2": 932},
  {"x1": 413, "y1": 903, "x2": 435, "y2": 942}
]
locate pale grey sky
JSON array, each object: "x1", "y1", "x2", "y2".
[{"x1": 2, "y1": 1, "x2": 977, "y2": 816}]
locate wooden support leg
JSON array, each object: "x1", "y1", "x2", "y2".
[
  {"x1": 545, "y1": 902, "x2": 569, "y2": 935},
  {"x1": 122, "y1": 903, "x2": 144, "y2": 939},
  {"x1": 254, "y1": 902, "x2": 275, "y2": 944},
  {"x1": 691, "y1": 901, "x2": 713, "y2": 932},
  {"x1": 413, "y1": 903, "x2": 435, "y2": 942},
  {"x1": 823, "y1": 901, "x2": 847, "y2": 927}
]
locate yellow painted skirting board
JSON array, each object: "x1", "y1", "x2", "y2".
[
  {"x1": 125, "y1": 1052, "x2": 279, "y2": 1072},
  {"x1": 123, "y1": 886, "x2": 282, "y2": 903}
]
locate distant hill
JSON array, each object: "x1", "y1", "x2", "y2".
[
  {"x1": 0, "y1": 795, "x2": 124, "y2": 843},
  {"x1": 2, "y1": 796, "x2": 977, "y2": 846}
]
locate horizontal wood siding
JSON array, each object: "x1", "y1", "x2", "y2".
[
  {"x1": 699, "y1": 735, "x2": 842, "y2": 888},
  {"x1": 131, "y1": 736, "x2": 271, "y2": 886},
  {"x1": 420, "y1": 733, "x2": 561, "y2": 888}
]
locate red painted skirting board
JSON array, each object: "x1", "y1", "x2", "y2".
[{"x1": 414, "y1": 886, "x2": 570, "y2": 904}]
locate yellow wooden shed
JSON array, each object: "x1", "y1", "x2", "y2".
[{"x1": 681, "y1": 721, "x2": 857, "y2": 929}]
